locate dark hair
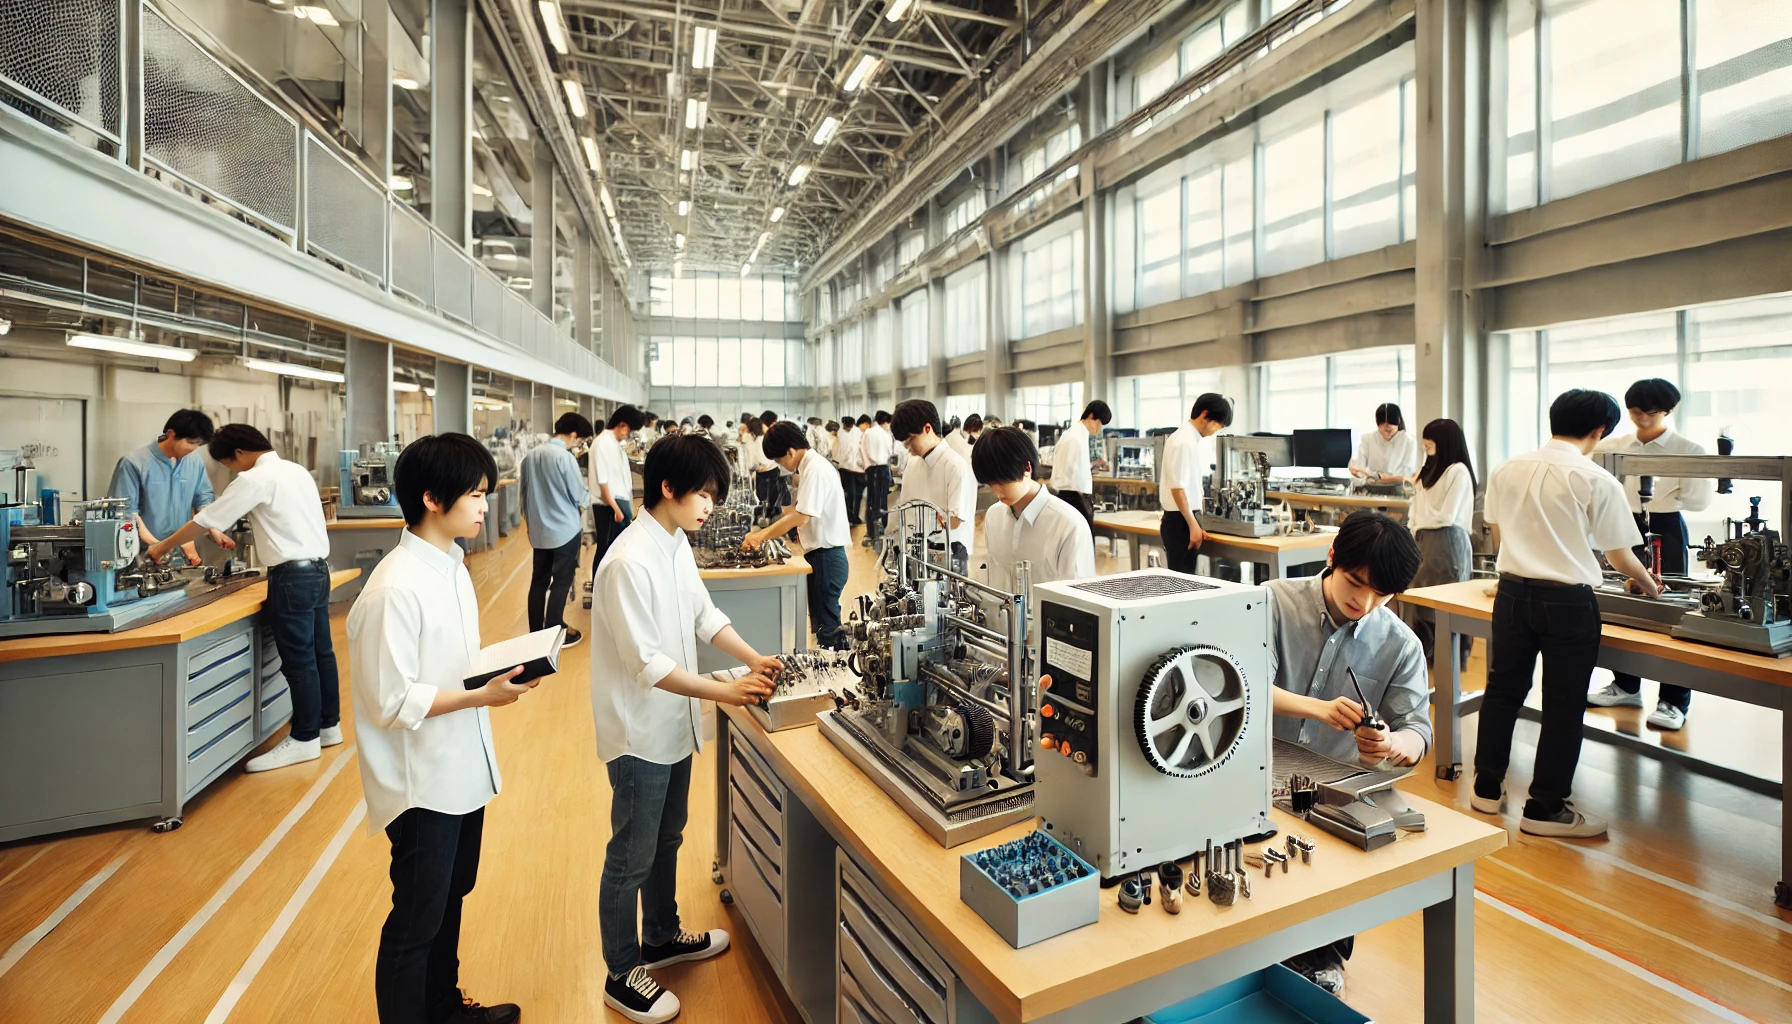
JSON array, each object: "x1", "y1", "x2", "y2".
[
  {"x1": 208, "y1": 424, "x2": 273, "y2": 463},
  {"x1": 1549, "y1": 389, "x2": 1622, "y2": 439},
  {"x1": 1190, "y1": 393, "x2": 1234, "y2": 427},
  {"x1": 1330, "y1": 511, "x2": 1422, "y2": 595},
  {"x1": 762, "y1": 421, "x2": 809, "y2": 460},
  {"x1": 394, "y1": 433, "x2": 499, "y2": 527},
  {"x1": 698, "y1": 414, "x2": 714, "y2": 429},
  {"x1": 554, "y1": 411, "x2": 595, "y2": 437},
  {"x1": 1417, "y1": 418, "x2": 1477, "y2": 492},
  {"x1": 964, "y1": 413, "x2": 983, "y2": 433},
  {"x1": 642, "y1": 435, "x2": 731, "y2": 509},
  {"x1": 746, "y1": 417, "x2": 765, "y2": 437},
  {"x1": 890, "y1": 399, "x2": 942, "y2": 442},
  {"x1": 1374, "y1": 403, "x2": 1406, "y2": 431},
  {"x1": 643, "y1": 411, "x2": 659, "y2": 424},
  {"x1": 858, "y1": 414, "x2": 873, "y2": 427},
  {"x1": 1080, "y1": 400, "x2": 1113, "y2": 426},
  {"x1": 163, "y1": 409, "x2": 215, "y2": 444},
  {"x1": 825, "y1": 421, "x2": 840, "y2": 433},
  {"x1": 608, "y1": 405, "x2": 647, "y2": 431},
  {"x1": 1624, "y1": 378, "x2": 1681, "y2": 414},
  {"x1": 760, "y1": 409, "x2": 779, "y2": 425},
  {"x1": 808, "y1": 416, "x2": 823, "y2": 426},
  {"x1": 970, "y1": 427, "x2": 1040, "y2": 485},
  {"x1": 875, "y1": 410, "x2": 891, "y2": 425}
]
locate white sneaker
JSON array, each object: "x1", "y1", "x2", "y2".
[
  {"x1": 604, "y1": 965, "x2": 680, "y2": 1024},
  {"x1": 1586, "y1": 682, "x2": 1643, "y2": 708},
  {"x1": 1520, "y1": 801, "x2": 1609, "y2": 838},
  {"x1": 1646, "y1": 701, "x2": 1687, "y2": 731},
  {"x1": 1468, "y1": 780, "x2": 1505, "y2": 815},
  {"x1": 319, "y1": 725, "x2": 344, "y2": 747},
  {"x1": 244, "y1": 736, "x2": 321, "y2": 773}
]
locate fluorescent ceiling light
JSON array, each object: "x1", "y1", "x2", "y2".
[
  {"x1": 472, "y1": 182, "x2": 493, "y2": 197},
  {"x1": 677, "y1": 199, "x2": 690, "y2": 216},
  {"x1": 67, "y1": 333, "x2": 196, "y2": 363},
  {"x1": 537, "y1": 1, "x2": 570, "y2": 55},
  {"x1": 244, "y1": 357, "x2": 345, "y2": 383},
  {"x1": 680, "y1": 149, "x2": 694, "y2": 170},
  {"x1": 787, "y1": 164, "x2": 811, "y2": 186},
  {"x1": 885, "y1": 0, "x2": 914, "y2": 22},
  {"x1": 424, "y1": 387, "x2": 436, "y2": 397},
  {"x1": 843, "y1": 54, "x2": 881, "y2": 92},
  {"x1": 294, "y1": 5, "x2": 339, "y2": 27},
  {"x1": 562, "y1": 77, "x2": 587, "y2": 119},
  {"x1": 599, "y1": 185, "x2": 616, "y2": 218},
  {"x1": 581, "y1": 136, "x2": 602, "y2": 174},
  {"x1": 691, "y1": 25, "x2": 718, "y2": 71},
  {"x1": 675, "y1": 233, "x2": 686, "y2": 249},
  {"x1": 684, "y1": 98, "x2": 707, "y2": 130},
  {"x1": 770, "y1": 206, "x2": 785, "y2": 222},
  {"x1": 393, "y1": 75, "x2": 420, "y2": 90},
  {"x1": 389, "y1": 174, "x2": 413, "y2": 191},
  {"x1": 740, "y1": 263, "x2": 752, "y2": 276},
  {"x1": 391, "y1": 380, "x2": 421, "y2": 393},
  {"x1": 812, "y1": 116, "x2": 841, "y2": 146}
]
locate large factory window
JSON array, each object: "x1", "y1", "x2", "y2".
[
  {"x1": 943, "y1": 263, "x2": 987, "y2": 357},
  {"x1": 899, "y1": 292, "x2": 930, "y2": 369},
  {"x1": 1012, "y1": 220, "x2": 1083, "y2": 340},
  {"x1": 1010, "y1": 383, "x2": 1085, "y2": 427}
]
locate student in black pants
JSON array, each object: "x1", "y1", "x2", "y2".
[
  {"x1": 519, "y1": 412, "x2": 595, "y2": 646},
  {"x1": 590, "y1": 405, "x2": 647, "y2": 575},
  {"x1": 1157, "y1": 393, "x2": 1233, "y2": 574},
  {"x1": 861, "y1": 413, "x2": 893, "y2": 544}
]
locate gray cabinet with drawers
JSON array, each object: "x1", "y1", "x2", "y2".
[{"x1": 836, "y1": 852, "x2": 996, "y2": 1024}]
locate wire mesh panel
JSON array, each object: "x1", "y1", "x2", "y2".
[
  {"x1": 389, "y1": 202, "x2": 433, "y2": 305},
  {"x1": 503, "y1": 288, "x2": 529, "y2": 350},
  {"x1": 431, "y1": 233, "x2": 472, "y2": 323},
  {"x1": 142, "y1": 7, "x2": 298, "y2": 234},
  {"x1": 534, "y1": 315, "x2": 556, "y2": 363},
  {"x1": 0, "y1": 0, "x2": 123, "y2": 141},
  {"x1": 473, "y1": 267, "x2": 505, "y2": 338},
  {"x1": 303, "y1": 134, "x2": 386, "y2": 284}
]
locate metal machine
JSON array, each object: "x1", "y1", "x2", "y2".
[
  {"x1": 1105, "y1": 437, "x2": 1157, "y2": 481},
  {"x1": 815, "y1": 499, "x2": 1036, "y2": 847},
  {"x1": 1200, "y1": 435, "x2": 1295, "y2": 538},
  {"x1": 1031, "y1": 570, "x2": 1272, "y2": 880},
  {"x1": 690, "y1": 488, "x2": 791, "y2": 571},
  {"x1": 337, "y1": 441, "x2": 404, "y2": 518}
]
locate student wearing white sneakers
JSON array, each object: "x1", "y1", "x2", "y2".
[{"x1": 972, "y1": 427, "x2": 1095, "y2": 596}]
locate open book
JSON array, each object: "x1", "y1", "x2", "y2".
[{"x1": 463, "y1": 626, "x2": 565, "y2": 689}]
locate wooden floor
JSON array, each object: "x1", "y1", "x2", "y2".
[{"x1": 1, "y1": 519, "x2": 1786, "y2": 1023}]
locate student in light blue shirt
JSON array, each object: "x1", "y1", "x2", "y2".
[
  {"x1": 518, "y1": 412, "x2": 594, "y2": 646},
  {"x1": 108, "y1": 409, "x2": 233, "y2": 565}
]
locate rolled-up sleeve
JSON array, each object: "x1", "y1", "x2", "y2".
[
  {"x1": 193, "y1": 473, "x2": 268, "y2": 533},
  {"x1": 350, "y1": 587, "x2": 437, "y2": 731},
  {"x1": 602, "y1": 561, "x2": 679, "y2": 687}
]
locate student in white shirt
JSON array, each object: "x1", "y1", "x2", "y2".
[
  {"x1": 1401, "y1": 418, "x2": 1478, "y2": 664},
  {"x1": 862, "y1": 412, "x2": 894, "y2": 545},
  {"x1": 589, "y1": 405, "x2": 646, "y2": 579},
  {"x1": 972, "y1": 427, "x2": 1095, "y2": 599},
  {"x1": 946, "y1": 413, "x2": 983, "y2": 461},
  {"x1": 892, "y1": 399, "x2": 978, "y2": 575},
  {"x1": 1052, "y1": 400, "x2": 1110, "y2": 530},
  {"x1": 1473, "y1": 390, "x2": 1660, "y2": 839},
  {"x1": 147, "y1": 424, "x2": 340, "y2": 774},
  {"x1": 348, "y1": 433, "x2": 535, "y2": 1024},
  {"x1": 1158, "y1": 393, "x2": 1233, "y2": 575},
  {"x1": 744, "y1": 417, "x2": 780, "y2": 519},
  {"x1": 745, "y1": 422, "x2": 853, "y2": 649},
  {"x1": 835, "y1": 415, "x2": 866, "y2": 528},
  {"x1": 1587, "y1": 378, "x2": 1714, "y2": 729},
  {"x1": 592, "y1": 436, "x2": 779, "y2": 1024},
  {"x1": 1349, "y1": 403, "x2": 1421, "y2": 484}
]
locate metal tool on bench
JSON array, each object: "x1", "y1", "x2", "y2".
[
  {"x1": 1272, "y1": 738, "x2": 1415, "y2": 849},
  {"x1": 1199, "y1": 435, "x2": 1293, "y2": 538},
  {"x1": 1157, "y1": 861, "x2": 1184, "y2": 913}
]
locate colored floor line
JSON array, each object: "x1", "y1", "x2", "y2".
[
  {"x1": 0, "y1": 843, "x2": 56, "y2": 891},
  {"x1": 0, "y1": 850, "x2": 135, "y2": 978},
  {"x1": 1545, "y1": 839, "x2": 1792, "y2": 936}
]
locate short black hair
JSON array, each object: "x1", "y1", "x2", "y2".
[
  {"x1": 1549, "y1": 389, "x2": 1622, "y2": 439},
  {"x1": 890, "y1": 399, "x2": 942, "y2": 442},
  {"x1": 393, "y1": 433, "x2": 499, "y2": 527},
  {"x1": 163, "y1": 409, "x2": 214, "y2": 444},
  {"x1": 1191, "y1": 393, "x2": 1234, "y2": 427},
  {"x1": 762, "y1": 421, "x2": 809, "y2": 460},
  {"x1": 760, "y1": 409, "x2": 779, "y2": 425},
  {"x1": 875, "y1": 409, "x2": 892, "y2": 425},
  {"x1": 698, "y1": 414, "x2": 714, "y2": 429},
  {"x1": 1080, "y1": 400, "x2": 1112, "y2": 425},
  {"x1": 554, "y1": 411, "x2": 595, "y2": 437},
  {"x1": 964, "y1": 413, "x2": 983, "y2": 433},
  {"x1": 825, "y1": 421, "x2": 840, "y2": 433},
  {"x1": 1624, "y1": 378, "x2": 1681, "y2": 414},
  {"x1": 642, "y1": 435, "x2": 731, "y2": 509},
  {"x1": 746, "y1": 416, "x2": 765, "y2": 437},
  {"x1": 1330, "y1": 511, "x2": 1422, "y2": 595},
  {"x1": 857, "y1": 414, "x2": 872, "y2": 427},
  {"x1": 608, "y1": 405, "x2": 647, "y2": 431},
  {"x1": 643, "y1": 411, "x2": 659, "y2": 424},
  {"x1": 970, "y1": 427, "x2": 1040, "y2": 485},
  {"x1": 208, "y1": 424, "x2": 273, "y2": 463},
  {"x1": 1375, "y1": 403, "x2": 1405, "y2": 431}
]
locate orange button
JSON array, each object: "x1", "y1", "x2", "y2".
[
  {"x1": 1060, "y1": 740, "x2": 1073, "y2": 754},
  {"x1": 1040, "y1": 704, "x2": 1054, "y2": 718}
]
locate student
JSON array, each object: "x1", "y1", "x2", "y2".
[
  {"x1": 519, "y1": 412, "x2": 593, "y2": 646},
  {"x1": 698, "y1": 414, "x2": 723, "y2": 441},
  {"x1": 835, "y1": 413, "x2": 866, "y2": 527},
  {"x1": 146, "y1": 425, "x2": 338, "y2": 773},
  {"x1": 1052, "y1": 400, "x2": 1110, "y2": 530},
  {"x1": 1402, "y1": 419, "x2": 1478, "y2": 663},
  {"x1": 1588, "y1": 378, "x2": 1712, "y2": 730},
  {"x1": 947, "y1": 413, "x2": 981, "y2": 461},
  {"x1": 1474, "y1": 390, "x2": 1660, "y2": 838},
  {"x1": 745, "y1": 423, "x2": 852, "y2": 649},
  {"x1": 744, "y1": 417, "x2": 781, "y2": 517},
  {"x1": 637, "y1": 412, "x2": 661, "y2": 448},
  {"x1": 590, "y1": 405, "x2": 646, "y2": 578},
  {"x1": 348, "y1": 433, "x2": 534, "y2": 1024},
  {"x1": 760, "y1": 410, "x2": 793, "y2": 508},
  {"x1": 862, "y1": 412, "x2": 894, "y2": 546},
  {"x1": 972, "y1": 427, "x2": 1095, "y2": 596},
  {"x1": 109, "y1": 409, "x2": 235, "y2": 566},
  {"x1": 1349, "y1": 403, "x2": 1420, "y2": 484},
  {"x1": 892, "y1": 399, "x2": 978, "y2": 575},
  {"x1": 1158, "y1": 393, "x2": 1233, "y2": 575},
  {"x1": 591, "y1": 436, "x2": 781, "y2": 1024}
]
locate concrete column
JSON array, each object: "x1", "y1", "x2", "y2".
[
  {"x1": 532, "y1": 140, "x2": 556, "y2": 317},
  {"x1": 345, "y1": 336, "x2": 395, "y2": 446},
  {"x1": 575, "y1": 225, "x2": 594, "y2": 350},
  {"x1": 361, "y1": 0, "x2": 392, "y2": 180},
  {"x1": 531, "y1": 383, "x2": 554, "y2": 434},
  {"x1": 984, "y1": 157, "x2": 1010, "y2": 420},
  {"x1": 429, "y1": 0, "x2": 471, "y2": 246},
  {"x1": 1081, "y1": 157, "x2": 1111, "y2": 408},
  {"x1": 434, "y1": 358, "x2": 472, "y2": 435}
]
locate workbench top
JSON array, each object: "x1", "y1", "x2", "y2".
[
  {"x1": 1091, "y1": 475, "x2": 1156, "y2": 488},
  {"x1": 1268, "y1": 489, "x2": 1412, "y2": 510},
  {"x1": 325, "y1": 516, "x2": 406, "y2": 531},
  {"x1": 1093, "y1": 511, "x2": 1337, "y2": 552},
  {"x1": 0, "y1": 569, "x2": 361, "y2": 664},
  {"x1": 723, "y1": 704, "x2": 1503, "y2": 1024},
  {"x1": 699, "y1": 551, "x2": 812, "y2": 581}
]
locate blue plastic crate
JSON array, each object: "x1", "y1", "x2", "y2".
[{"x1": 1143, "y1": 964, "x2": 1373, "y2": 1024}]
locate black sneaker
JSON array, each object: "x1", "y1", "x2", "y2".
[
  {"x1": 641, "y1": 928, "x2": 730, "y2": 970},
  {"x1": 604, "y1": 966, "x2": 679, "y2": 1024},
  {"x1": 561, "y1": 627, "x2": 584, "y2": 649},
  {"x1": 438, "y1": 996, "x2": 520, "y2": 1023}
]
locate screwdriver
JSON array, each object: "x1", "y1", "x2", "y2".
[{"x1": 1344, "y1": 665, "x2": 1387, "y2": 733}]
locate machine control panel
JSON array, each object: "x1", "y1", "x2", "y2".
[{"x1": 1039, "y1": 602, "x2": 1100, "y2": 774}]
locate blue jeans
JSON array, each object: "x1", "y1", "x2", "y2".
[
  {"x1": 267, "y1": 557, "x2": 339, "y2": 742},
  {"x1": 806, "y1": 545, "x2": 849, "y2": 648},
  {"x1": 599, "y1": 755, "x2": 692, "y2": 976}
]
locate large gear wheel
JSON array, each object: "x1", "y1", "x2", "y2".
[{"x1": 1134, "y1": 645, "x2": 1249, "y2": 777}]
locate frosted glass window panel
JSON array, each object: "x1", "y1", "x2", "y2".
[
  {"x1": 695, "y1": 338, "x2": 719, "y2": 386},
  {"x1": 766, "y1": 339, "x2": 787, "y2": 387},
  {"x1": 1059, "y1": 232, "x2": 1084, "y2": 331},
  {"x1": 673, "y1": 277, "x2": 697, "y2": 318},
  {"x1": 1546, "y1": 310, "x2": 1679, "y2": 411},
  {"x1": 1260, "y1": 124, "x2": 1325, "y2": 275},
  {"x1": 899, "y1": 233, "x2": 926, "y2": 267},
  {"x1": 900, "y1": 293, "x2": 930, "y2": 368},
  {"x1": 718, "y1": 276, "x2": 740, "y2": 320},
  {"x1": 1139, "y1": 371, "x2": 1183, "y2": 429},
  {"x1": 1329, "y1": 86, "x2": 1403, "y2": 258},
  {"x1": 1332, "y1": 346, "x2": 1413, "y2": 436},
  {"x1": 1400, "y1": 80, "x2": 1418, "y2": 241},
  {"x1": 1138, "y1": 183, "x2": 1183, "y2": 307},
  {"x1": 1696, "y1": 0, "x2": 1792, "y2": 157},
  {"x1": 944, "y1": 394, "x2": 986, "y2": 422},
  {"x1": 1681, "y1": 294, "x2": 1792, "y2": 536},
  {"x1": 649, "y1": 336, "x2": 672, "y2": 386},
  {"x1": 1546, "y1": 0, "x2": 1681, "y2": 199},
  {"x1": 1112, "y1": 184, "x2": 1138, "y2": 313},
  {"x1": 1503, "y1": 0, "x2": 1539, "y2": 212},
  {"x1": 1223, "y1": 3, "x2": 1250, "y2": 43},
  {"x1": 841, "y1": 323, "x2": 862, "y2": 380},
  {"x1": 740, "y1": 338, "x2": 763, "y2": 387},
  {"x1": 945, "y1": 265, "x2": 987, "y2": 356},
  {"x1": 1183, "y1": 167, "x2": 1224, "y2": 296},
  {"x1": 1264, "y1": 356, "x2": 1327, "y2": 433},
  {"x1": 1022, "y1": 247, "x2": 1051, "y2": 337},
  {"x1": 1182, "y1": 21, "x2": 1225, "y2": 75},
  {"x1": 693, "y1": 274, "x2": 719, "y2": 319},
  {"x1": 741, "y1": 276, "x2": 763, "y2": 320},
  {"x1": 818, "y1": 337, "x2": 835, "y2": 386},
  {"x1": 787, "y1": 280, "x2": 802, "y2": 322},
  {"x1": 718, "y1": 338, "x2": 741, "y2": 387},
  {"x1": 1223, "y1": 154, "x2": 1255, "y2": 284},
  {"x1": 1135, "y1": 54, "x2": 1180, "y2": 112},
  {"x1": 673, "y1": 337, "x2": 697, "y2": 387},
  {"x1": 1505, "y1": 332, "x2": 1541, "y2": 457},
  {"x1": 650, "y1": 275, "x2": 673, "y2": 316},
  {"x1": 765, "y1": 277, "x2": 786, "y2": 322}
]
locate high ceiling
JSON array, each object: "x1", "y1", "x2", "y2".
[{"x1": 558, "y1": 0, "x2": 1026, "y2": 273}]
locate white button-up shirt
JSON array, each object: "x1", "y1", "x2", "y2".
[
  {"x1": 984, "y1": 486, "x2": 1096, "y2": 594},
  {"x1": 836, "y1": 425, "x2": 865, "y2": 472},
  {"x1": 1352, "y1": 429, "x2": 1421, "y2": 479},
  {"x1": 794, "y1": 449, "x2": 851, "y2": 550},
  {"x1": 1052, "y1": 421, "x2": 1095, "y2": 494},
  {"x1": 946, "y1": 429, "x2": 976, "y2": 462},
  {"x1": 863, "y1": 425, "x2": 894, "y2": 468},
  {"x1": 1594, "y1": 429, "x2": 1715, "y2": 514},
  {"x1": 591, "y1": 513, "x2": 732, "y2": 764},
  {"x1": 347, "y1": 530, "x2": 501, "y2": 834},
  {"x1": 1409, "y1": 462, "x2": 1475, "y2": 532},
  {"x1": 589, "y1": 430, "x2": 634, "y2": 505},
  {"x1": 193, "y1": 451, "x2": 329, "y2": 565},
  {"x1": 899, "y1": 440, "x2": 977, "y2": 551},
  {"x1": 1158, "y1": 423, "x2": 1210, "y2": 514},
  {"x1": 1484, "y1": 439, "x2": 1641, "y2": 587}
]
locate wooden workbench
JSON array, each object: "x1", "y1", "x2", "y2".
[
  {"x1": 698, "y1": 553, "x2": 811, "y2": 674},
  {"x1": 1401, "y1": 579, "x2": 1792, "y2": 908},
  {"x1": 718, "y1": 703, "x2": 1502, "y2": 1023},
  {"x1": 1093, "y1": 510, "x2": 1336, "y2": 579}
]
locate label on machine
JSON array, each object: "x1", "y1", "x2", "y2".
[{"x1": 1039, "y1": 602, "x2": 1100, "y2": 774}]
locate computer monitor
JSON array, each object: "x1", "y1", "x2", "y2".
[
  {"x1": 1292, "y1": 428, "x2": 1352, "y2": 478},
  {"x1": 1102, "y1": 427, "x2": 1140, "y2": 439}
]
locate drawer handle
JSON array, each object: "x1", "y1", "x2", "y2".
[
  {"x1": 729, "y1": 748, "x2": 783, "y2": 813},
  {"x1": 732, "y1": 825, "x2": 783, "y2": 904},
  {"x1": 841, "y1": 885, "x2": 947, "y2": 1001},
  {"x1": 729, "y1": 781, "x2": 783, "y2": 851},
  {"x1": 189, "y1": 689, "x2": 252, "y2": 733},
  {"x1": 840, "y1": 921, "x2": 929, "y2": 1024},
  {"x1": 188, "y1": 714, "x2": 251, "y2": 759},
  {"x1": 191, "y1": 665, "x2": 252, "y2": 704}
]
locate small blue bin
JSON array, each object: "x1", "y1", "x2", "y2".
[{"x1": 1143, "y1": 964, "x2": 1373, "y2": 1024}]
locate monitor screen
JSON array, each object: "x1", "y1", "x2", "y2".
[{"x1": 1292, "y1": 428, "x2": 1352, "y2": 469}]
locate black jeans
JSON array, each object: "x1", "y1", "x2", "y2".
[
  {"x1": 267, "y1": 558, "x2": 339, "y2": 742},
  {"x1": 590, "y1": 499, "x2": 633, "y2": 575},
  {"x1": 1059, "y1": 490, "x2": 1095, "y2": 531},
  {"x1": 528, "y1": 534, "x2": 581, "y2": 633},
  {"x1": 842, "y1": 471, "x2": 864, "y2": 525},
  {"x1": 1158, "y1": 512, "x2": 1202, "y2": 574},
  {"x1": 806, "y1": 545, "x2": 849, "y2": 648},
  {"x1": 377, "y1": 806, "x2": 484, "y2": 1024},
  {"x1": 1476, "y1": 577, "x2": 1603, "y2": 818},
  {"x1": 1611, "y1": 511, "x2": 1692, "y2": 711},
  {"x1": 863, "y1": 465, "x2": 891, "y2": 540}
]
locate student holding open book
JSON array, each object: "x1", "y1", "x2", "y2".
[{"x1": 348, "y1": 433, "x2": 539, "y2": 1024}]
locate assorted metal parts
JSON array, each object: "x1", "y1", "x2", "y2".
[
  {"x1": 1286, "y1": 773, "x2": 1319, "y2": 817},
  {"x1": 746, "y1": 648, "x2": 846, "y2": 731},
  {"x1": 1206, "y1": 840, "x2": 1242, "y2": 906},
  {"x1": 1271, "y1": 738, "x2": 1409, "y2": 850},
  {"x1": 691, "y1": 487, "x2": 792, "y2": 570},
  {"x1": 1201, "y1": 435, "x2": 1295, "y2": 538},
  {"x1": 1118, "y1": 876, "x2": 1144, "y2": 913},
  {"x1": 1157, "y1": 861, "x2": 1183, "y2": 914},
  {"x1": 965, "y1": 830, "x2": 1090, "y2": 900},
  {"x1": 337, "y1": 441, "x2": 404, "y2": 517},
  {"x1": 960, "y1": 830, "x2": 1101, "y2": 947},
  {"x1": 1287, "y1": 834, "x2": 1316, "y2": 865}
]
